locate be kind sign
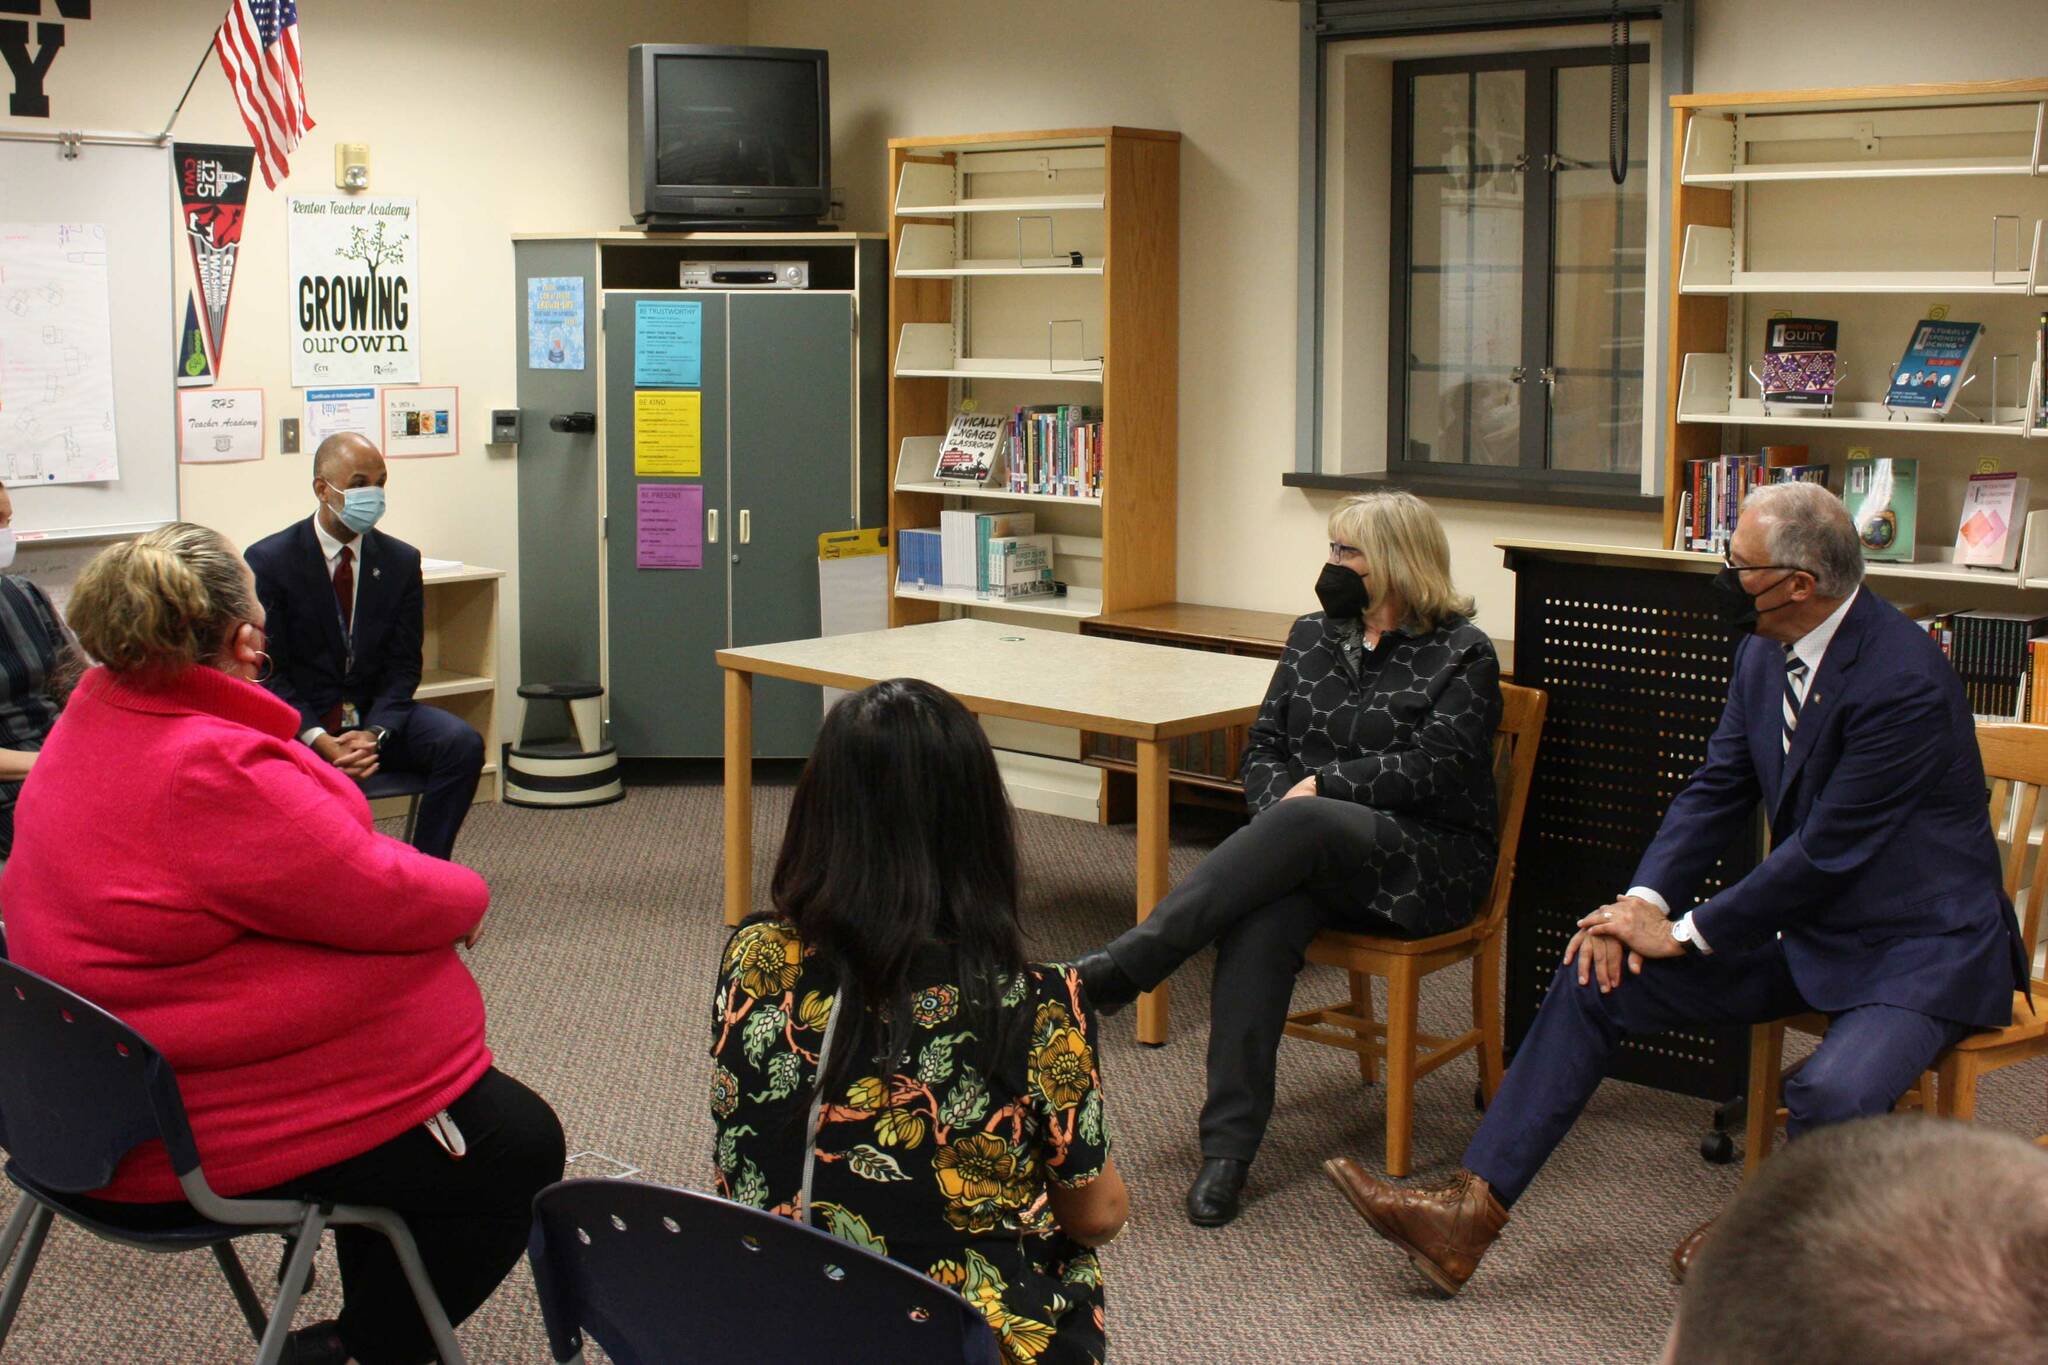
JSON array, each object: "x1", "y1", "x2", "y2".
[{"x1": 287, "y1": 197, "x2": 421, "y2": 387}]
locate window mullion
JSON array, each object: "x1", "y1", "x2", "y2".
[{"x1": 1519, "y1": 58, "x2": 1556, "y2": 472}]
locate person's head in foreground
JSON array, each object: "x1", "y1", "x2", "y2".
[
  {"x1": 68, "y1": 522, "x2": 266, "y2": 683},
  {"x1": 771, "y1": 674, "x2": 1026, "y2": 1096},
  {"x1": 1667, "y1": 1115, "x2": 2048, "y2": 1364}
]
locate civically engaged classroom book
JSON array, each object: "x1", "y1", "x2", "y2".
[
  {"x1": 1885, "y1": 320, "x2": 1982, "y2": 415},
  {"x1": 1842, "y1": 455, "x2": 1918, "y2": 563},
  {"x1": 933, "y1": 410, "x2": 1007, "y2": 484},
  {"x1": 1760, "y1": 318, "x2": 1839, "y2": 406},
  {"x1": 1953, "y1": 470, "x2": 2029, "y2": 571}
]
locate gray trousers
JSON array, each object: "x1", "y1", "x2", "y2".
[{"x1": 1104, "y1": 797, "x2": 1418, "y2": 1161}]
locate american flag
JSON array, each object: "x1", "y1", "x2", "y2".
[{"x1": 214, "y1": 0, "x2": 314, "y2": 190}]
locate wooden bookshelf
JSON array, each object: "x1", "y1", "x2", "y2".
[
  {"x1": 885, "y1": 127, "x2": 1179, "y2": 630},
  {"x1": 1664, "y1": 80, "x2": 2048, "y2": 558}
]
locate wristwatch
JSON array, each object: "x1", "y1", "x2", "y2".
[
  {"x1": 1670, "y1": 917, "x2": 1705, "y2": 957},
  {"x1": 367, "y1": 725, "x2": 390, "y2": 750}
]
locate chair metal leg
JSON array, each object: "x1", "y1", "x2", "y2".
[
  {"x1": 254, "y1": 1207, "x2": 328, "y2": 1365},
  {"x1": 356, "y1": 1207, "x2": 467, "y2": 1365},
  {"x1": 0, "y1": 1199, "x2": 54, "y2": 1347},
  {"x1": 212, "y1": 1242, "x2": 272, "y2": 1345},
  {"x1": 402, "y1": 795, "x2": 422, "y2": 848}
]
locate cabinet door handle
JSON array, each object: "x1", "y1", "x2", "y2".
[
  {"x1": 707, "y1": 508, "x2": 720, "y2": 544},
  {"x1": 739, "y1": 509, "x2": 752, "y2": 545}
]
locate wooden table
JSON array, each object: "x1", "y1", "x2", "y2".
[{"x1": 716, "y1": 619, "x2": 1275, "y2": 1044}]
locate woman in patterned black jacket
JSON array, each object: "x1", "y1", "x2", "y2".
[{"x1": 1075, "y1": 491, "x2": 1502, "y2": 1228}]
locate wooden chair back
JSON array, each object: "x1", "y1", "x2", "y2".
[
  {"x1": 1474, "y1": 682, "x2": 1548, "y2": 940},
  {"x1": 1976, "y1": 723, "x2": 2048, "y2": 986}
]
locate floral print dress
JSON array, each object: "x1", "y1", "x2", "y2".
[{"x1": 711, "y1": 916, "x2": 1111, "y2": 1365}]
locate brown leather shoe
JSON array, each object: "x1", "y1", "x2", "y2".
[
  {"x1": 1671, "y1": 1218, "x2": 1715, "y2": 1284},
  {"x1": 1324, "y1": 1159, "x2": 1508, "y2": 1296}
]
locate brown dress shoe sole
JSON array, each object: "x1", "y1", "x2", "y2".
[{"x1": 1324, "y1": 1161, "x2": 1465, "y2": 1297}]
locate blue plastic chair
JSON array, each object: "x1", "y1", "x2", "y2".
[
  {"x1": 359, "y1": 769, "x2": 430, "y2": 847},
  {"x1": 0, "y1": 959, "x2": 467, "y2": 1364},
  {"x1": 527, "y1": 1179, "x2": 1003, "y2": 1365}
]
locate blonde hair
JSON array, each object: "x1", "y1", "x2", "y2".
[
  {"x1": 1327, "y1": 491, "x2": 1473, "y2": 632},
  {"x1": 68, "y1": 523, "x2": 255, "y2": 676}
]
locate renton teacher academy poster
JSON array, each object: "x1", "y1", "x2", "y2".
[{"x1": 287, "y1": 197, "x2": 421, "y2": 388}]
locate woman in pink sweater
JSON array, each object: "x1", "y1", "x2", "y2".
[{"x1": 2, "y1": 523, "x2": 563, "y2": 1365}]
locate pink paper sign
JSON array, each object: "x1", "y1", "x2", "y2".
[{"x1": 637, "y1": 483, "x2": 703, "y2": 569}]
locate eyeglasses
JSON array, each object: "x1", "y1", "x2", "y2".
[
  {"x1": 1328, "y1": 542, "x2": 1364, "y2": 561},
  {"x1": 1722, "y1": 551, "x2": 1810, "y2": 577}
]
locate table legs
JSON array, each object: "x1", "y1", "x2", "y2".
[
  {"x1": 723, "y1": 669, "x2": 754, "y2": 928},
  {"x1": 1135, "y1": 737, "x2": 1170, "y2": 1045}
]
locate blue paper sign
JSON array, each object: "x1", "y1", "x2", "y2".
[
  {"x1": 634, "y1": 299, "x2": 703, "y2": 387},
  {"x1": 527, "y1": 276, "x2": 586, "y2": 370}
]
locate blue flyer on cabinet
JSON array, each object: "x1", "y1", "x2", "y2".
[
  {"x1": 527, "y1": 276, "x2": 585, "y2": 370},
  {"x1": 634, "y1": 299, "x2": 703, "y2": 387},
  {"x1": 1884, "y1": 319, "x2": 1981, "y2": 412}
]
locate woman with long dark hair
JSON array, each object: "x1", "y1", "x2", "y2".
[{"x1": 710, "y1": 679, "x2": 1127, "y2": 1365}]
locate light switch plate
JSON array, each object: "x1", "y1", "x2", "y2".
[{"x1": 280, "y1": 418, "x2": 301, "y2": 454}]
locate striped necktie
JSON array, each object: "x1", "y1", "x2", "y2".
[{"x1": 1782, "y1": 644, "x2": 1809, "y2": 753}]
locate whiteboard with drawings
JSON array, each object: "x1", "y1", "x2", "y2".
[{"x1": 0, "y1": 141, "x2": 177, "y2": 544}]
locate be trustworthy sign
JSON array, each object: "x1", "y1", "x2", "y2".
[{"x1": 1, "y1": 0, "x2": 90, "y2": 120}]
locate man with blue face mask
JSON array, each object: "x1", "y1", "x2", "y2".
[{"x1": 246, "y1": 433, "x2": 484, "y2": 860}]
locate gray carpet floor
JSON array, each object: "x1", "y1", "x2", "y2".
[{"x1": 4, "y1": 779, "x2": 2042, "y2": 1364}]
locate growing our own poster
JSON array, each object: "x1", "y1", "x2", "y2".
[{"x1": 287, "y1": 196, "x2": 421, "y2": 388}]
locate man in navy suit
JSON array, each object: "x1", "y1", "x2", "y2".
[
  {"x1": 1324, "y1": 481, "x2": 2027, "y2": 1294},
  {"x1": 246, "y1": 432, "x2": 484, "y2": 861}
]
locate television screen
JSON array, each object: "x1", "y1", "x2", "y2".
[{"x1": 654, "y1": 53, "x2": 820, "y2": 189}]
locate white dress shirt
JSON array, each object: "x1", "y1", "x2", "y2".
[
  {"x1": 299, "y1": 515, "x2": 364, "y2": 746},
  {"x1": 1631, "y1": 590, "x2": 1860, "y2": 952}
]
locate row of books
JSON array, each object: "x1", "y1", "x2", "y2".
[
  {"x1": 1676, "y1": 451, "x2": 1828, "y2": 552},
  {"x1": 932, "y1": 404, "x2": 1103, "y2": 499},
  {"x1": 1763, "y1": 316, "x2": 1982, "y2": 416},
  {"x1": 1920, "y1": 609, "x2": 2048, "y2": 724},
  {"x1": 1680, "y1": 453, "x2": 2033, "y2": 573},
  {"x1": 896, "y1": 512, "x2": 1055, "y2": 601}
]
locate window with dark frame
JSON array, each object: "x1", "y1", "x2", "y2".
[{"x1": 1388, "y1": 46, "x2": 1649, "y2": 495}]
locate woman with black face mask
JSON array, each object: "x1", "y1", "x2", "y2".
[{"x1": 1072, "y1": 491, "x2": 1504, "y2": 1229}]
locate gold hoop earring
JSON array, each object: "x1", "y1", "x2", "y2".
[{"x1": 252, "y1": 650, "x2": 274, "y2": 685}]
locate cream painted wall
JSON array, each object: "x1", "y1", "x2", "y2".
[
  {"x1": 749, "y1": 0, "x2": 2048, "y2": 643},
  {"x1": 0, "y1": 0, "x2": 747, "y2": 703},
  {"x1": 747, "y1": 0, "x2": 1665, "y2": 641}
]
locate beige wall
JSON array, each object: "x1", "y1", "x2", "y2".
[
  {"x1": 9, "y1": 0, "x2": 2046, "y2": 661},
  {"x1": 0, "y1": 0, "x2": 747, "y2": 700},
  {"x1": 751, "y1": 0, "x2": 2048, "y2": 642}
]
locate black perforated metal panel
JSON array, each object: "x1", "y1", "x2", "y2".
[{"x1": 1506, "y1": 551, "x2": 1756, "y2": 1100}]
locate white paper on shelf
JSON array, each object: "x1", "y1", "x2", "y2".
[{"x1": 421, "y1": 556, "x2": 464, "y2": 573}]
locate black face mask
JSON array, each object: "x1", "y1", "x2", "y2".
[
  {"x1": 1709, "y1": 565, "x2": 1796, "y2": 635},
  {"x1": 1316, "y1": 561, "x2": 1371, "y2": 621}
]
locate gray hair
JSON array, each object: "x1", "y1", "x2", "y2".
[
  {"x1": 1744, "y1": 481, "x2": 1864, "y2": 597},
  {"x1": 1673, "y1": 1116, "x2": 2048, "y2": 1365}
]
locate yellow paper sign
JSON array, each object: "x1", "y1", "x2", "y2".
[{"x1": 634, "y1": 390, "x2": 701, "y2": 476}]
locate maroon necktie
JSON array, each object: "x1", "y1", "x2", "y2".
[{"x1": 333, "y1": 544, "x2": 354, "y2": 633}]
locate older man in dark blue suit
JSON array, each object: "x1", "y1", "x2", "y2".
[
  {"x1": 1325, "y1": 481, "x2": 2027, "y2": 1295},
  {"x1": 246, "y1": 432, "x2": 484, "y2": 861}
]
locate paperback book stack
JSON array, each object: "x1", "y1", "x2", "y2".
[{"x1": 1009, "y1": 404, "x2": 1103, "y2": 498}]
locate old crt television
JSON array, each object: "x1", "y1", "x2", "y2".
[{"x1": 629, "y1": 44, "x2": 830, "y2": 229}]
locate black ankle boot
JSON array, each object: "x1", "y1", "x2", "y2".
[
  {"x1": 1071, "y1": 949, "x2": 1142, "y2": 1017},
  {"x1": 1186, "y1": 1157, "x2": 1249, "y2": 1227}
]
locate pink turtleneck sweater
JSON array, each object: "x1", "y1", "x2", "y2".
[{"x1": 2, "y1": 664, "x2": 491, "y2": 1201}]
